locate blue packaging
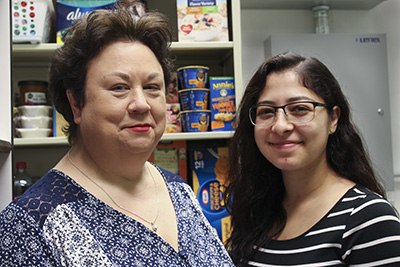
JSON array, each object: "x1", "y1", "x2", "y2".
[
  {"x1": 56, "y1": 0, "x2": 117, "y2": 43},
  {"x1": 178, "y1": 88, "x2": 209, "y2": 110},
  {"x1": 177, "y1": 65, "x2": 209, "y2": 89},
  {"x1": 180, "y1": 110, "x2": 210, "y2": 132},
  {"x1": 191, "y1": 147, "x2": 231, "y2": 242},
  {"x1": 209, "y1": 77, "x2": 236, "y2": 131}
]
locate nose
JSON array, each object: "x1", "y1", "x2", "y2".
[
  {"x1": 128, "y1": 88, "x2": 151, "y2": 113},
  {"x1": 271, "y1": 109, "x2": 294, "y2": 135}
]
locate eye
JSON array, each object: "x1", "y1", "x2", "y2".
[
  {"x1": 111, "y1": 84, "x2": 130, "y2": 92},
  {"x1": 257, "y1": 107, "x2": 275, "y2": 117},
  {"x1": 288, "y1": 103, "x2": 313, "y2": 114},
  {"x1": 144, "y1": 84, "x2": 162, "y2": 92}
]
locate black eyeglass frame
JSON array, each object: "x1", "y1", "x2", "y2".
[{"x1": 249, "y1": 101, "x2": 330, "y2": 126}]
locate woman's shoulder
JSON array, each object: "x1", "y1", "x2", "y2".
[
  {"x1": 341, "y1": 184, "x2": 399, "y2": 229},
  {"x1": 153, "y1": 165, "x2": 187, "y2": 185}
]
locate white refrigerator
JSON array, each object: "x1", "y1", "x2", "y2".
[{"x1": 265, "y1": 34, "x2": 394, "y2": 190}]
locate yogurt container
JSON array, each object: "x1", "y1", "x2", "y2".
[
  {"x1": 179, "y1": 88, "x2": 209, "y2": 110},
  {"x1": 180, "y1": 110, "x2": 210, "y2": 132},
  {"x1": 177, "y1": 65, "x2": 209, "y2": 89}
]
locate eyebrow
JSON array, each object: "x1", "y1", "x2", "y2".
[
  {"x1": 257, "y1": 96, "x2": 315, "y2": 105},
  {"x1": 104, "y1": 72, "x2": 163, "y2": 82}
]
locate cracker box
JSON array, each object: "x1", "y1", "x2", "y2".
[
  {"x1": 56, "y1": 0, "x2": 117, "y2": 43},
  {"x1": 209, "y1": 77, "x2": 236, "y2": 131},
  {"x1": 177, "y1": 0, "x2": 229, "y2": 42},
  {"x1": 190, "y1": 146, "x2": 231, "y2": 242},
  {"x1": 148, "y1": 140, "x2": 187, "y2": 181}
]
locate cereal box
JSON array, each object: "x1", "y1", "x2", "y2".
[
  {"x1": 190, "y1": 146, "x2": 231, "y2": 241},
  {"x1": 56, "y1": 0, "x2": 117, "y2": 43},
  {"x1": 177, "y1": 0, "x2": 229, "y2": 42},
  {"x1": 209, "y1": 77, "x2": 236, "y2": 131}
]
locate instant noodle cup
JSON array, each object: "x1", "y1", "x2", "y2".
[
  {"x1": 180, "y1": 110, "x2": 210, "y2": 132},
  {"x1": 177, "y1": 66, "x2": 209, "y2": 89},
  {"x1": 178, "y1": 88, "x2": 209, "y2": 111}
]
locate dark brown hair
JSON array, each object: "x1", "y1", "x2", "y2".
[
  {"x1": 225, "y1": 52, "x2": 385, "y2": 266},
  {"x1": 49, "y1": 5, "x2": 173, "y2": 144}
]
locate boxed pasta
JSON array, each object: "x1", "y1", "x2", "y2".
[
  {"x1": 177, "y1": 0, "x2": 229, "y2": 42},
  {"x1": 190, "y1": 146, "x2": 231, "y2": 242},
  {"x1": 209, "y1": 77, "x2": 236, "y2": 131}
]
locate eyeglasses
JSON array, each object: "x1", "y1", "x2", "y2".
[{"x1": 249, "y1": 101, "x2": 329, "y2": 127}]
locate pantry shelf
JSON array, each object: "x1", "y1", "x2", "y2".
[
  {"x1": 0, "y1": 140, "x2": 12, "y2": 153},
  {"x1": 13, "y1": 131, "x2": 234, "y2": 147}
]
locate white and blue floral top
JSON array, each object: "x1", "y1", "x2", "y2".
[{"x1": 0, "y1": 167, "x2": 234, "y2": 267}]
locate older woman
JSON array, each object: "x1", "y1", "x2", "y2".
[
  {"x1": 0, "y1": 6, "x2": 233, "y2": 266},
  {"x1": 225, "y1": 52, "x2": 400, "y2": 266}
]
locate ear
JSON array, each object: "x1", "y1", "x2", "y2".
[
  {"x1": 66, "y1": 89, "x2": 82, "y2": 125},
  {"x1": 329, "y1": 105, "x2": 341, "y2": 134}
]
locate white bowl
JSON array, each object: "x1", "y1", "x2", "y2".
[
  {"x1": 17, "y1": 105, "x2": 53, "y2": 117},
  {"x1": 15, "y1": 128, "x2": 52, "y2": 138},
  {"x1": 17, "y1": 116, "x2": 52, "y2": 129},
  {"x1": 192, "y1": 14, "x2": 223, "y2": 42}
]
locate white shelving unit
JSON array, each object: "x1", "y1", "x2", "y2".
[
  {"x1": 0, "y1": 0, "x2": 13, "y2": 209},
  {"x1": 11, "y1": 0, "x2": 242, "y2": 183}
]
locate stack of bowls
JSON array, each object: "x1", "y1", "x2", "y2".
[
  {"x1": 177, "y1": 65, "x2": 211, "y2": 132},
  {"x1": 15, "y1": 105, "x2": 53, "y2": 138}
]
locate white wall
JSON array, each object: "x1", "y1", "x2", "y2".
[{"x1": 240, "y1": 0, "x2": 400, "y2": 209}]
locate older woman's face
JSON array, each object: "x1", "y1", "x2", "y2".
[{"x1": 71, "y1": 41, "x2": 166, "y2": 157}]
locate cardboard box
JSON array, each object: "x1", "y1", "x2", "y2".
[
  {"x1": 177, "y1": 0, "x2": 229, "y2": 42},
  {"x1": 53, "y1": 109, "x2": 69, "y2": 137},
  {"x1": 209, "y1": 77, "x2": 236, "y2": 131},
  {"x1": 190, "y1": 146, "x2": 231, "y2": 241},
  {"x1": 148, "y1": 140, "x2": 187, "y2": 181},
  {"x1": 165, "y1": 103, "x2": 182, "y2": 133}
]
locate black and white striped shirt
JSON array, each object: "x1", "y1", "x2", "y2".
[{"x1": 249, "y1": 185, "x2": 400, "y2": 266}]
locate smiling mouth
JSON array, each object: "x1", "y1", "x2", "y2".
[{"x1": 270, "y1": 141, "x2": 301, "y2": 149}]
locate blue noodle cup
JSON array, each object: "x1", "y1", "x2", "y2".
[
  {"x1": 177, "y1": 66, "x2": 209, "y2": 89},
  {"x1": 179, "y1": 110, "x2": 210, "y2": 132},
  {"x1": 178, "y1": 88, "x2": 210, "y2": 111}
]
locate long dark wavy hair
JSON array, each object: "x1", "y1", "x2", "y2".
[
  {"x1": 224, "y1": 52, "x2": 386, "y2": 266},
  {"x1": 49, "y1": 5, "x2": 174, "y2": 144}
]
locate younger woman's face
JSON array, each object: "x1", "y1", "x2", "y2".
[{"x1": 254, "y1": 70, "x2": 339, "y2": 174}]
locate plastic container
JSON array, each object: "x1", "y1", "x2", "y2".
[
  {"x1": 177, "y1": 65, "x2": 209, "y2": 89},
  {"x1": 180, "y1": 110, "x2": 210, "y2": 132},
  {"x1": 13, "y1": 162, "x2": 33, "y2": 199},
  {"x1": 15, "y1": 128, "x2": 52, "y2": 138},
  {"x1": 18, "y1": 80, "x2": 48, "y2": 105},
  {"x1": 16, "y1": 116, "x2": 53, "y2": 129},
  {"x1": 17, "y1": 105, "x2": 53, "y2": 117},
  {"x1": 179, "y1": 88, "x2": 209, "y2": 110}
]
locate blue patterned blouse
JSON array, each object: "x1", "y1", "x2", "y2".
[{"x1": 0, "y1": 167, "x2": 234, "y2": 266}]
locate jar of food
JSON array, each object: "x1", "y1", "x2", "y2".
[{"x1": 18, "y1": 80, "x2": 49, "y2": 106}]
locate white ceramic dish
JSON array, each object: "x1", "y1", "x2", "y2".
[
  {"x1": 17, "y1": 105, "x2": 53, "y2": 117},
  {"x1": 16, "y1": 116, "x2": 52, "y2": 128},
  {"x1": 15, "y1": 128, "x2": 52, "y2": 138}
]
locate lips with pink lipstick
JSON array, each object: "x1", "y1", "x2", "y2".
[{"x1": 127, "y1": 123, "x2": 151, "y2": 132}]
